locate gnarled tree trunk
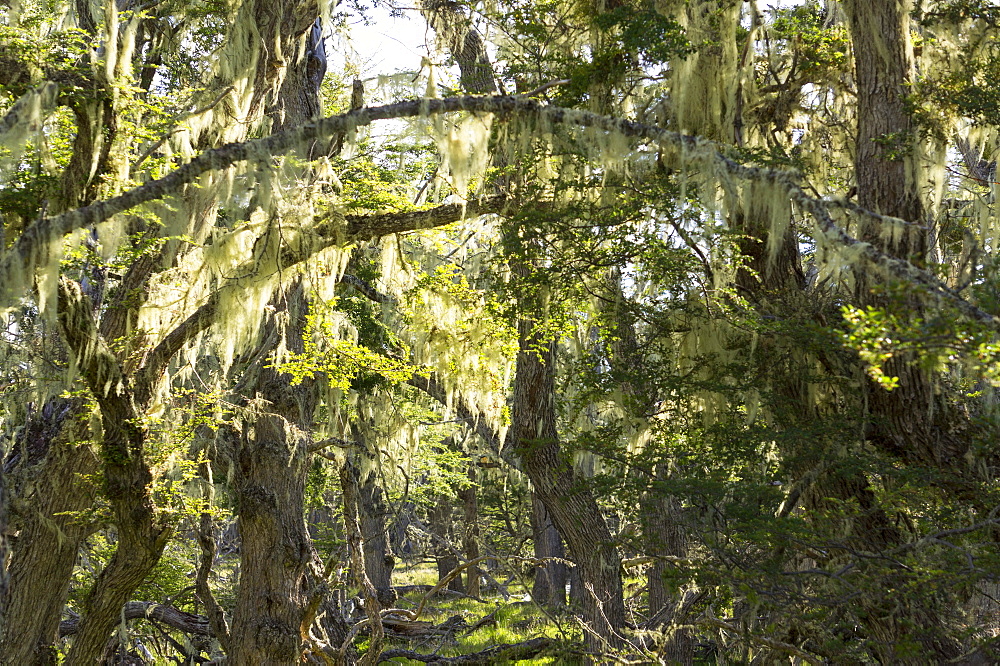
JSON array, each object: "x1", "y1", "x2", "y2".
[{"x1": 0, "y1": 400, "x2": 99, "y2": 664}]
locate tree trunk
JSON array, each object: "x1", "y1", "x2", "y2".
[
  {"x1": 222, "y1": 3, "x2": 337, "y2": 659},
  {"x1": 55, "y1": 278, "x2": 173, "y2": 666},
  {"x1": 843, "y1": 0, "x2": 964, "y2": 659},
  {"x1": 0, "y1": 400, "x2": 99, "y2": 664},
  {"x1": 341, "y1": 460, "x2": 385, "y2": 665},
  {"x1": 509, "y1": 319, "x2": 625, "y2": 650},
  {"x1": 529, "y1": 493, "x2": 567, "y2": 608},
  {"x1": 602, "y1": 269, "x2": 692, "y2": 659},
  {"x1": 227, "y1": 412, "x2": 314, "y2": 664},
  {"x1": 225, "y1": 279, "x2": 322, "y2": 664},
  {"x1": 845, "y1": 0, "x2": 969, "y2": 472},
  {"x1": 358, "y1": 473, "x2": 397, "y2": 606},
  {"x1": 429, "y1": 494, "x2": 464, "y2": 592},
  {"x1": 459, "y1": 465, "x2": 481, "y2": 598}
]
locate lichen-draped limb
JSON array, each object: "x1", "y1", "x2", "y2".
[
  {"x1": 7, "y1": 96, "x2": 994, "y2": 330},
  {"x1": 57, "y1": 277, "x2": 139, "y2": 427},
  {"x1": 0, "y1": 81, "x2": 59, "y2": 155},
  {"x1": 132, "y1": 199, "x2": 505, "y2": 398},
  {"x1": 405, "y1": 373, "x2": 505, "y2": 461},
  {"x1": 58, "y1": 601, "x2": 213, "y2": 638}
]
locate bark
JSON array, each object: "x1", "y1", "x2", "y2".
[
  {"x1": 358, "y1": 472, "x2": 397, "y2": 606},
  {"x1": 226, "y1": 418, "x2": 313, "y2": 665},
  {"x1": 420, "y1": 0, "x2": 498, "y2": 95},
  {"x1": 529, "y1": 493, "x2": 567, "y2": 608},
  {"x1": 56, "y1": 279, "x2": 173, "y2": 666},
  {"x1": 429, "y1": 494, "x2": 464, "y2": 592},
  {"x1": 226, "y1": 283, "x2": 318, "y2": 665},
  {"x1": 222, "y1": 6, "x2": 343, "y2": 660},
  {"x1": 58, "y1": 601, "x2": 213, "y2": 638},
  {"x1": 195, "y1": 471, "x2": 231, "y2": 653},
  {"x1": 0, "y1": 449, "x2": 6, "y2": 633},
  {"x1": 341, "y1": 460, "x2": 385, "y2": 666},
  {"x1": 0, "y1": 400, "x2": 100, "y2": 664},
  {"x1": 508, "y1": 319, "x2": 626, "y2": 650},
  {"x1": 379, "y1": 637, "x2": 554, "y2": 664},
  {"x1": 643, "y1": 490, "x2": 692, "y2": 664},
  {"x1": 458, "y1": 466, "x2": 481, "y2": 598},
  {"x1": 842, "y1": 1, "x2": 965, "y2": 658},
  {"x1": 846, "y1": 0, "x2": 971, "y2": 475}
]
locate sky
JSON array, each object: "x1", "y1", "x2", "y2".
[{"x1": 333, "y1": 5, "x2": 434, "y2": 90}]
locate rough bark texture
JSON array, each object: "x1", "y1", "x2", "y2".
[
  {"x1": 56, "y1": 279, "x2": 173, "y2": 666},
  {"x1": 420, "y1": 0, "x2": 498, "y2": 95},
  {"x1": 605, "y1": 270, "x2": 693, "y2": 659},
  {"x1": 222, "y1": 4, "x2": 340, "y2": 659},
  {"x1": 839, "y1": 1, "x2": 964, "y2": 660},
  {"x1": 529, "y1": 493, "x2": 567, "y2": 608},
  {"x1": 358, "y1": 473, "x2": 397, "y2": 606},
  {"x1": 226, "y1": 283, "x2": 318, "y2": 665},
  {"x1": 58, "y1": 601, "x2": 213, "y2": 638},
  {"x1": 846, "y1": 0, "x2": 970, "y2": 473},
  {"x1": 0, "y1": 400, "x2": 99, "y2": 664},
  {"x1": 226, "y1": 414, "x2": 312, "y2": 664},
  {"x1": 508, "y1": 319, "x2": 625, "y2": 650}
]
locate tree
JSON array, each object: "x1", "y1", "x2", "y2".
[{"x1": 4, "y1": 0, "x2": 1000, "y2": 663}]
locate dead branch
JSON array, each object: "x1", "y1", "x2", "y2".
[
  {"x1": 377, "y1": 636, "x2": 554, "y2": 664},
  {"x1": 59, "y1": 602, "x2": 212, "y2": 638}
]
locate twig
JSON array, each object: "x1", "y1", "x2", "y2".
[{"x1": 516, "y1": 79, "x2": 571, "y2": 98}]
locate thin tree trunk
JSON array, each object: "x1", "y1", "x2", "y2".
[
  {"x1": 342, "y1": 460, "x2": 385, "y2": 666},
  {"x1": 459, "y1": 465, "x2": 481, "y2": 598},
  {"x1": 429, "y1": 494, "x2": 464, "y2": 592}
]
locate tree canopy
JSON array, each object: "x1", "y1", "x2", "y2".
[{"x1": 3, "y1": 0, "x2": 1000, "y2": 663}]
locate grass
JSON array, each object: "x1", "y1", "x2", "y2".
[{"x1": 376, "y1": 560, "x2": 576, "y2": 664}]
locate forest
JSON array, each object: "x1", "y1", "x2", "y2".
[{"x1": 2, "y1": 0, "x2": 1000, "y2": 663}]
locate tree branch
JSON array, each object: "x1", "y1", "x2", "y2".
[
  {"x1": 12, "y1": 96, "x2": 993, "y2": 330},
  {"x1": 405, "y1": 373, "x2": 506, "y2": 461},
  {"x1": 339, "y1": 274, "x2": 395, "y2": 303},
  {"x1": 131, "y1": 200, "x2": 502, "y2": 394},
  {"x1": 377, "y1": 637, "x2": 554, "y2": 664},
  {"x1": 59, "y1": 601, "x2": 212, "y2": 638},
  {"x1": 57, "y1": 278, "x2": 141, "y2": 449}
]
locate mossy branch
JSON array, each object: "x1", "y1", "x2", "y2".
[{"x1": 12, "y1": 96, "x2": 994, "y2": 331}]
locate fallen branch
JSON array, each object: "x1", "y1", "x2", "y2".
[
  {"x1": 381, "y1": 614, "x2": 467, "y2": 638},
  {"x1": 377, "y1": 636, "x2": 554, "y2": 664},
  {"x1": 393, "y1": 584, "x2": 481, "y2": 601},
  {"x1": 59, "y1": 602, "x2": 211, "y2": 638}
]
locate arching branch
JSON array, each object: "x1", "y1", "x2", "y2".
[{"x1": 8, "y1": 96, "x2": 995, "y2": 331}]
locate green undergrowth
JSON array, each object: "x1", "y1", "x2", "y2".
[{"x1": 376, "y1": 562, "x2": 572, "y2": 664}]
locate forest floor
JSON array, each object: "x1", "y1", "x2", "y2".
[{"x1": 375, "y1": 562, "x2": 570, "y2": 664}]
